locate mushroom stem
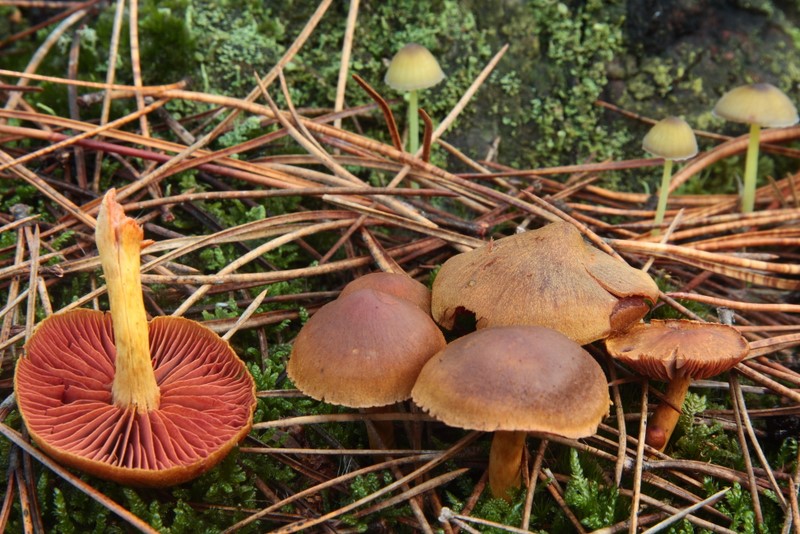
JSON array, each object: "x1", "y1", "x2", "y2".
[
  {"x1": 741, "y1": 123, "x2": 761, "y2": 213},
  {"x1": 652, "y1": 158, "x2": 674, "y2": 236},
  {"x1": 488, "y1": 430, "x2": 527, "y2": 500},
  {"x1": 407, "y1": 89, "x2": 419, "y2": 154},
  {"x1": 645, "y1": 374, "x2": 693, "y2": 451},
  {"x1": 96, "y1": 190, "x2": 160, "y2": 412}
]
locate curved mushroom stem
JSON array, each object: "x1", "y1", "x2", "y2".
[
  {"x1": 741, "y1": 123, "x2": 761, "y2": 214},
  {"x1": 652, "y1": 159, "x2": 674, "y2": 236},
  {"x1": 488, "y1": 430, "x2": 527, "y2": 500},
  {"x1": 96, "y1": 190, "x2": 160, "y2": 412},
  {"x1": 645, "y1": 374, "x2": 693, "y2": 451}
]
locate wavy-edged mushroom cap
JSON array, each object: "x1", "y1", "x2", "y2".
[
  {"x1": 412, "y1": 326, "x2": 610, "y2": 437},
  {"x1": 642, "y1": 116, "x2": 698, "y2": 161},
  {"x1": 287, "y1": 288, "x2": 446, "y2": 408},
  {"x1": 605, "y1": 319, "x2": 749, "y2": 381},
  {"x1": 339, "y1": 272, "x2": 432, "y2": 314},
  {"x1": 713, "y1": 83, "x2": 799, "y2": 128},
  {"x1": 14, "y1": 310, "x2": 256, "y2": 487},
  {"x1": 431, "y1": 222, "x2": 659, "y2": 345},
  {"x1": 385, "y1": 43, "x2": 445, "y2": 92}
]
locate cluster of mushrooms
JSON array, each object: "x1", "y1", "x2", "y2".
[
  {"x1": 288, "y1": 221, "x2": 751, "y2": 499},
  {"x1": 643, "y1": 82, "x2": 798, "y2": 226}
]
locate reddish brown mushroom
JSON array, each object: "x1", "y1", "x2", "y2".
[
  {"x1": 287, "y1": 287, "x2": 445, "y2": 408},
  {"x1": 14, "y1": 190, "x2": 256, "y2": 486},
  {"x1": 605, "y1": 319, "x2": 748, "y2": 451},
  {"x1": 431, "y1": 222, "x2": 659, "y2": 345},
  {"x1": 412, "y1": 326, "x2": 610, "y2": 499},
  {"x1": 339, "y1": 271, "x2": 432, "y2": 314}
]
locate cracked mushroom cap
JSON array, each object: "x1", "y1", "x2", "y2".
[
  {"x1": 431, "y1": 222, "x2": 660, "y2": 345},
  {"x1": 642, "y1": 116, "x2": 698, "y2": 161},
  {"x1": 411, "y1": 326, "x2": 610, "y2": 437},
  {"x1": 287, "y1": 288, "x2": 446, "y2": 408},
  {"x1": 713, "y1": 83, "x2": 799, "y2": 128},
  {"x1": 605, "y1": 319, "x2": 749, "y2": 381},
  {"x1": 339, "y1": 272, "x2": 432, "y2": 314},
  {"x1": 14, "y1": 310, "x2": 256, "y2": 487},
  {"x1": 385, "y1": 43, "x2": 445, "y2": 92}
]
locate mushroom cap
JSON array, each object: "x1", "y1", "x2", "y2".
[
  {"x1": 713, "y1": 83, "x2": 799, "y2": 128},
  {"x1": 605, "y1": 319, "x2": 749, "y2": 381},
  {"x1": 14, "y1": 309, "x2": 256, "y2": 487},
  {"x1": 384, "y1": 43, "x2": 445, "y2": 92},
  {"x1": 287, "y1": 288, "x2": 446, "y2": 408},
  {"x1": 431, "y1": 222, "x2": 660, "y2": 345},
  {"x1": 339, "y1": 272, "x2": 432, "y2": 314},
  {"x1": 411, "y1": 326, "x2": 610, "y2": 437},
  {"x1": 642, "y1": 116, "x2": 699, "y2": 161}
]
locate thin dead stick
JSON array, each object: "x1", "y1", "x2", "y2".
[
  {"x1": 253, "y1": 412, "x2": 435, "y2": 429},
  {"x1": 91, "y1": 0, "x2": 126, "y2": 190},
  {"x1": 0, "y1": 423, "x2": 159, "y2": 533},
  {"x1": 221, "y1": 289, "x2": 269, "y2": 341},
  {"x1": 607, "y1": 358, "x2": 627, "y2": 487},
  {"x1": 0, "y1": 98, "x2": 168, "y2": 174},
  {"x1": 2, "y1": 9, "x2": 88, "y2": 112},
  {"x1": 731, "y1": 374, "x2": 788, "y2": 510},
  {"x1": 630, "y1": 381, "x2": 649, "y2": 534},
  {"x1": 667, "y1": 293, "x2": 800, "y2": 314},
  {"x1": 439, "y1": 507, "x2": 533, "y2": 534},
  {"x1": 353, "y1": 468, "x2": 468, "y2": 519},
  {"x1": 360, "y1": 227, "x2": 403, "y2": 273},
  {"x1": 333, "y1": 0, "x2": 360, "y2": 131},
  {"x1": 353, "y1": 73, "x2": 402, "y2": 151},
  {"x1": 0, "y1": 150, "x2": 96, "y2": 228},
  {"x1": 270, "y1": 432, "x2": 479, "y2": 534},
  {"x1": 748, "y1": 334, "x2": 800, "y2": 358},
  {"x1": 728, "y1": 374, "x2": 764, "y2": 526},
  {"x1": 640, "y1": 487, "x2": 731, "y2": 534},
  {"x1": 736, "y1": 363, "x2": 800, "y2": 404},
  {"x1": 521, "y1": 438, "x2": 548, "y2": 531},
  {"x1": 23, "y1": 226, "x2": 39, "y2": 343},
  {"x1": 541, "y1": 468, "x2": 587, "y2": 534}
]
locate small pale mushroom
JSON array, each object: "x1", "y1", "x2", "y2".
[
  {"x1": 412, "y1": 326, "x2": 610, "y2": 499},
  {"x1": 431, "y1": 221, "x2": 660, "y2": 345},
  {"x1": 14, "y1": 190, "x2": 256, "y2": 486},
  {"x1": 713, "y1": 83, "x2": 798, "y2": 213},
  {"x1": 385, "y1": 43, "x2": 445, "y2": 154},
  {"x1": 605, "y1": 319, "x2": 748, "y2": 451},
  {"x1": 642, "y1": 116, "x2": 698, "y2": 234}
]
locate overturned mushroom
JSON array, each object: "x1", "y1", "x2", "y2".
[
  {"x1": 14, "y1": 190, "x2": 256, "y2": 486},
  {"x1": 431, "y1": 222, "x2": 659, "y2": 345}
]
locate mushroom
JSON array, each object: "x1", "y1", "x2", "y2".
[
  {"x1": 605, "y1": 319, "x2": 748, "y2": 451},
  {"x1": 339, "y1": 271, "x2": 432, "y2": 314},
  {"x1": 431, "y1": 221, "x2": 660, "y2": 345},
  {"x1": 384, "y1": 43, "x2": 445, "y2": 154},
  {"x1": 712, "y1": 83, "x2": 798, "y2": 213},
  {"x1": 14, "y1": 190, "x2": 256, "y2": 486},
  {"x1": 412, "y1": 326, "x2": 610, "y2": 499},
  {"x1": 642, "y1": 116, "x2": 698, "y2": 234},
  {"x1": 287, "y1": 287, "x2": 445, "y2": 408}
]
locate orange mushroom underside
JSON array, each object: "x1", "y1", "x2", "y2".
[{"x1": 15, "y1": 309, "x2": 256, "y2": 486}]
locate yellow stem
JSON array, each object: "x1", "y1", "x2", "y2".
[
  {"x1": 488, "y1": 430, "x2": 526, "y2": 500},
  {"x1": 96, "y1": 190, "x2": 159, "y2": 412}
]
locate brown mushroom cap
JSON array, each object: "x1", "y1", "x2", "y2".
[
  {"x1": 605, "y1": 319, "x2": 749, "y2": 381},
  {"x1": 287, "y1": 288, "x2": 446, "y2": 408},
  {"x1": 713, "y1": 83, "x2": 799, "y2": 128},
  {"x1": 14, "y1": 309, "x2": 256, "y2": 487},
  {"x1": 642, "y1": 116, "x2": 698, "y2": 161},
  {"x1": 411, "y1": 326, "x2": 610, "y2": 437},
  {"x1": 431, "y1": 222, "x2": 659, "y2": 345},
  {"x1": 339, "y1": 272, "x2": 432, "y2": 314},
  {"x1": 384, "y1": 43, "x2": 445, "y2": 92}
]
